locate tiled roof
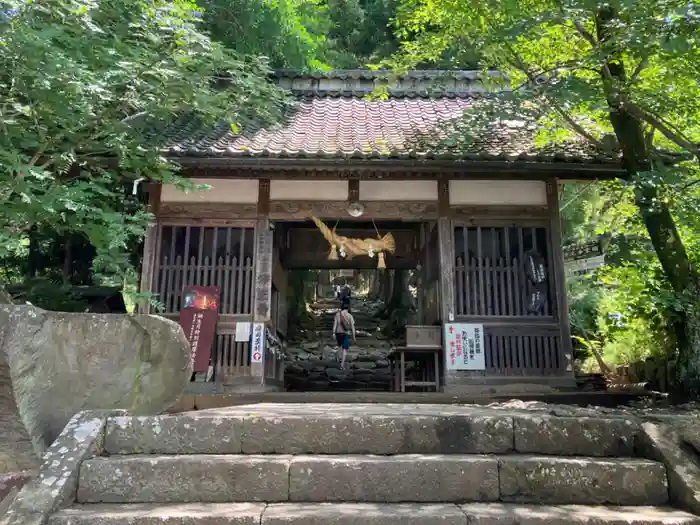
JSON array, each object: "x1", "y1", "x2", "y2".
[{"x1": 163, "y1": 70, "x2": 621, "y2": 165}]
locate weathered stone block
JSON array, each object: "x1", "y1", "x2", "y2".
[
  {"x1": 513, "y1": 415, "x2": 638, "y2": 456},
  {"x1": 289, "y1": 455, "x2": 498, "y2": 502},
  {"x1": 77, "y1": 455, "x2": 291, "y2": 503},
  {"x1": 261, "y1": 503, "x2": 468, "y2": 525},
  {"x1": 240, "y1": 414, "x2": 513, "y2": 455},
  {"x1": 104, "y1": 414, "x2": 243, "y2": 455},
  {"x1": 498, "y1": 456, "x2": 668, "y2": 505},
  {"x1": 49, "y1": 503, "x2": 266, "y2": 525},
  {"x1": 638, "y1": 420, "x2": 700, "y2": 515},
  {"x1": 460, "y1": 503, "x2": 700, "y2": 525},
  {"x1": 0, "y1": 305, "x2": 192, "y2": 456},
  {"x1": 0, "y1": 357, "x2": 38, "y2": 475},
  {"x1": 2, "y1": 411, "x2": 107, "y2": 525}
]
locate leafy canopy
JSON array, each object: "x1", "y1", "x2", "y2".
[
  {"x1": 0, "y1": 0, "x2": 285, "y2": 280},
  {"x1": 388, "y1": 0, "x2": 700, "y2": 161}
]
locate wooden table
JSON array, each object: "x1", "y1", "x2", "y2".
[{"x1": 388, "y1": 346, "x2": 442, "y2": 392}]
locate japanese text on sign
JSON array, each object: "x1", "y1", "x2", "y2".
[
  {"x1": 188, "y1": 312, "x2": 204, "y2": 367},
  {"x1": 443, "y1": 323, "x2": 485, "y2": 370},
  {"x1": 251, "y1": 322, "x2": 265, "y2": 363}
]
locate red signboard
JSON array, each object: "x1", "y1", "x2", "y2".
[{"x1": 179, "y1": 286, "x2": 220, "y2": 373}]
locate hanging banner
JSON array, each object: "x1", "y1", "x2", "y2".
[
  {"x1": 179, "y1": 285, "x2": 220, "y2": 373},
  {"x1": 444, "y1": 323, "x2": 485, "y2": 370},
  {"x1": 250, "y1": 322, "x2": 265, "y2": 363}
]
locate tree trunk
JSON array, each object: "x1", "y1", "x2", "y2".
[
  {"x1": 287, "y1": 270, "x2": 310, "y2": 338},
  {"x1": 597, "y1": 8, "x2": 700, "y2": 397},
  {"x1": 384, "y1": 269, "x2": 410, "y2": 337},
  {"x1": 380, "y1": 269, "x2": 392, "y2": 306},
  {"x1": 62, "y1": 234, "x2": 73, "y2": 285},
  {"x1": 26, "y1": 226, "x2": 40, "y2": 280}
]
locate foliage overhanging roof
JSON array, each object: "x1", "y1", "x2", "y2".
[{"x1": 163, "y1": 69, "x2": 626, "y2": 168}]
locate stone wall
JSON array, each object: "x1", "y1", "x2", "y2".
[{"x1": 285, "y1": 342, "x2": 393, "y2": 391}]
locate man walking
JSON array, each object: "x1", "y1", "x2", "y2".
[{"x1": 332, "y1": 300, "x2": 356, "y2": 370}]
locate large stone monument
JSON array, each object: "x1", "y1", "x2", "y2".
[{"x1": 0, "y1": 305, "x2": 192, "y2": 456}]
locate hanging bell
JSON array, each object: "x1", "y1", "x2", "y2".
[
  {"x1": 368, "y1": 248, "x2": 375, "y2": 258},
  {"x1": 339, "y1": 245, "x2": 347, "y2": 258}
]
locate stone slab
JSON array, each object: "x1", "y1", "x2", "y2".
[
  {"x1": 498, "y1": 456, "x2": 668, "y2": 505},
  {"x1": 2, "y1": 411, "x2": 108, "y2": 525},
  {"x1": 77, "y1": 455, "x2": 290, "y2": 504},
  {"x1": 460, "y1": 503, "x2": 700, "y2": 525},
  {"x1": 513, "y1": 415, "x2": 638, "y2": 456},
  {"x1": 240, "y1": 414, "x2": 513, "y2": 454},
  {"x1": 49, "y1": 503, "x2": 265, "y2": 525},
  {"x1": 103, "y1": 410, "x2": 513, "y2": 455},
  {"x1": 289, "y1": 455, "x2": 499, "y2": 502},
  {"x1": 637, "y1": 421, "x2": 700, "y2": 515},
  {"x1": 104, "y1": 415, "x2": 243, "y2": 455},
  {"x1": 261, "y1": 503, "x2": 468, "y2": 525}
]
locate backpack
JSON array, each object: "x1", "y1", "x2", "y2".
[{"x1": 338, "y1": 311, "x2": 351, "y2": 332}]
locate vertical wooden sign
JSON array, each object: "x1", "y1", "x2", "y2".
[
  {"x1": 179, "y1": 285, "x2": 220, "y2": 373},
  {"x1": 253, "y1": 220, "x2": 273, "y2": 322}
]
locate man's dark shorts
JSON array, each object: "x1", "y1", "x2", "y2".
[{"x1": 335, "y1": 333, "x2": 350, "y2": 349}]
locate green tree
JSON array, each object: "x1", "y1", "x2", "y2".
[
  {"x1": 200, "y1": 0, "x2": 330, "y2": 70},
  {"x1": 201, "y1": 0, "x2": 400, "y2": 70},
  {"x1": 388, "y1": 0, "x2": 700, "y2": 395},
  {"x1": 0, "y1": 0, "x2": 284, "y2": 291}
]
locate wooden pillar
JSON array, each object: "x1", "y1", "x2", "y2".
[
  {"x1": 417, "y1": 223, "x2": 426, "y2": 324},
  {"x1": 138, "y1": 183, "x2": 161, "y2": 313},
  {"x1": 437, "y1": 177, "x2": 455, "y2": 323},
  {"x1": 437, "y1": 178, "x2": 456, "y2": 392},
  {"x1": 251, "y1": 180, "x2": 273, "y2": 382},
  {"x1": 547, "y1": 180, "x2": 574, "y2": 375}
]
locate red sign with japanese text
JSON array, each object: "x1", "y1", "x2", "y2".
[{"x1": 179, "y1": 285, "x2": 220, "y2": 373}]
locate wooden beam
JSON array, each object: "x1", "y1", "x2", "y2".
[
  {"x1": 450, "y1": 205, "x2": 549, "y2": 222},
  {"x1": 158, "y1": 202, "x2": 258, "y2": 219},
  {"x1": 438, "y1": 176, "x2": 450, "y2": 215},
  {"x1": 348, "y1": 179, "x2": 360, "y2": 202},
  {"x1": 268, "y1": 200, "x2": 438, "y2": 220},
  {"x1": 138, "y1": 183, "x2": 162, "y2": 313},
  {"x1": 281, "y1": 257, "x2": 418, "y2": 270},
  {"x1": 547, "y1": 180, "x2": 573, "y2": 374},
  {"x1": 437, "y1": 216, "x2": 455, "y2": 323},
  {"x1": 258, "y1": 179, "x2": 270, "y2": 216},
  {"x1": 176, "y1": 159, "x2": 624, "y2": 180}
]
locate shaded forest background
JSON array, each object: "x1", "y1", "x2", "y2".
[{"x1": 2, "y1": 0, "x2": 700, "y2": 390}]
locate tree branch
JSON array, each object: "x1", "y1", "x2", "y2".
[
  {"x1": 624, "y1": 102, "x2": 700, "y2": 159},
  {"x1": 679, "y1": 178, "x2": 700, "y2": 191},
  {"x1": 121, "y1": 111, "x2": 148, "y2": 124},
  {"x1": 571, "y1": 18, "x2": 598, "y2": 48},
  {"x1": 549, "y1": 100, "x2": 607, "y2": 149},
  {"x1": 631, "y1": 56, "x2": 648, "y2": 81}
]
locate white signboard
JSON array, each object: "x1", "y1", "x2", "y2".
[
  {"x1": 250, "y1": 322, "x2": 265, "y2": 363},
  {"x1": 444, "y1": 323, "x2": 485, "y2": 370},
  {"x1": 235, "y1": 322, "x2": 251, "y2": 342}
]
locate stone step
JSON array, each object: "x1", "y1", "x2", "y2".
[
  {"x1": 76, "y1": 454, "x2": 667, "y2": 506},
  {"x1": 49, "y1": 503, "x2": 700, "y2": 525},
  {"x1": 103, "y1": 410, "x2": 637, "y2": 457}
]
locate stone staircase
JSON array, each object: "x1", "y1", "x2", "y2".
[
  {"x1": 46, "y1": 404, "x2": 699, "y2": 524},
  {"x1": 285, "y1": 296, "x2": 395, "y2": 391}
]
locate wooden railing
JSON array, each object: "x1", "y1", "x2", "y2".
[
  {"x1": 453, "y1": 225, "x2": 552, "y2": 317},
  {"x1": 152, "y1": 224, "x2": 256, "y2": 381},
  {"x1": 452, "y1": 224, "x2": 566, "y2": 377},
  {"x1": 453, "y1": 320, "x2": 564, "y2": 376}
]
